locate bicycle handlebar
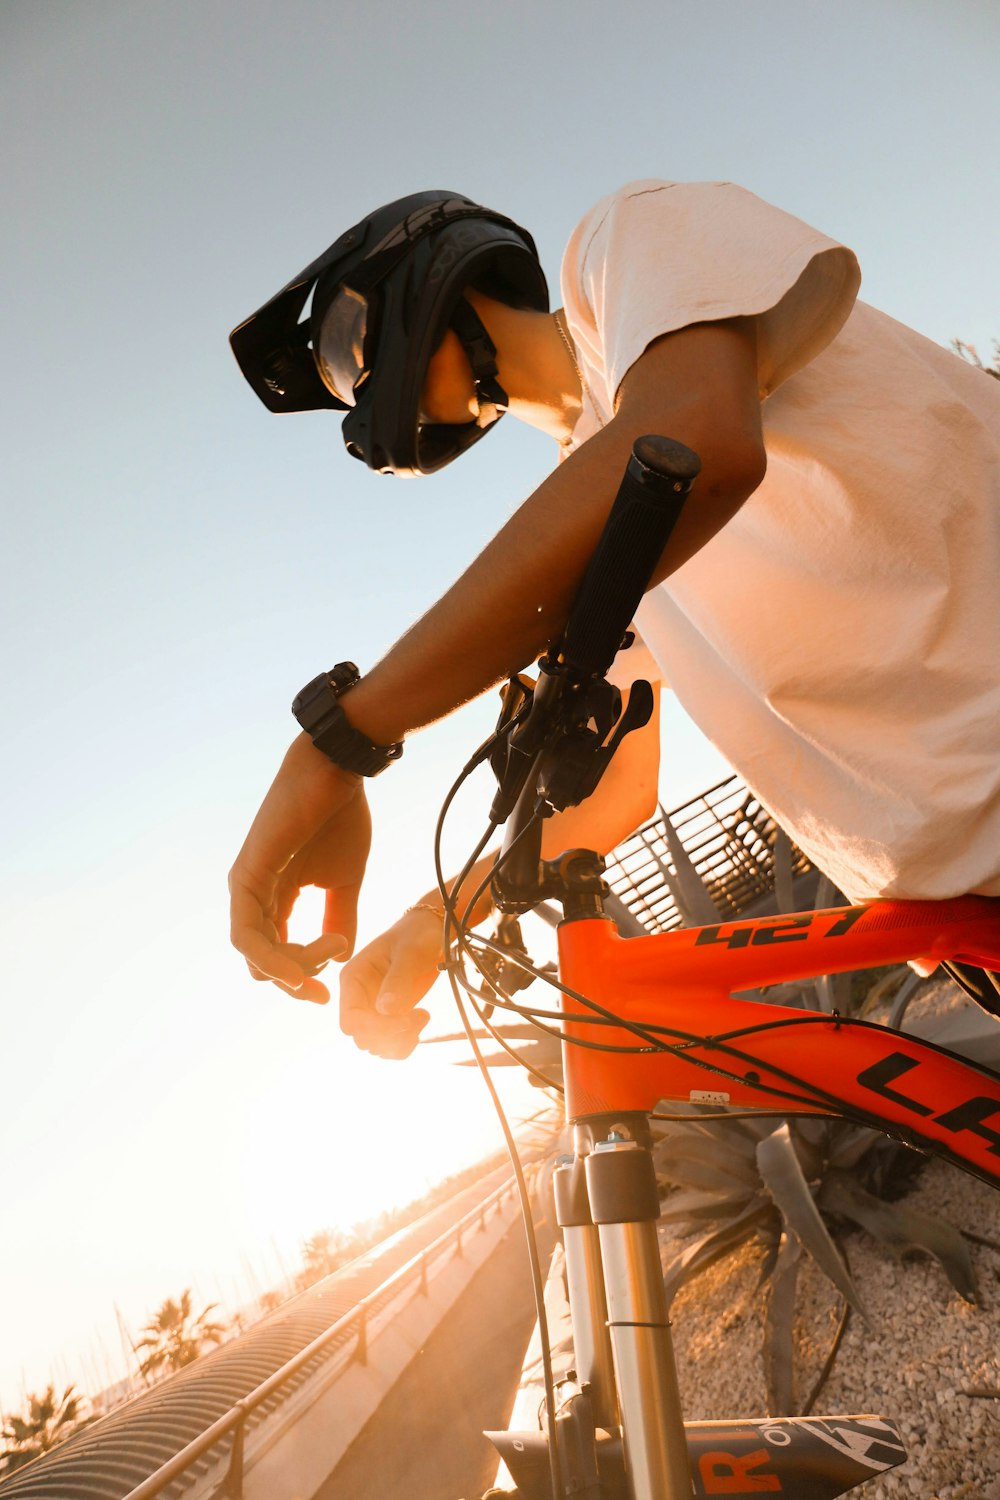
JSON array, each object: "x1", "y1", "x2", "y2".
[
  {"x1": 556, "y1": 434, "x2": 700, "y2": 678},
  {"x1": 491, "y1": 436, "x2": 700, "y2": 912}
]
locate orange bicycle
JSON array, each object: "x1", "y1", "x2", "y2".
[{"x1": 437, "y1": 438, "x2": 1000, "y2": 1499}]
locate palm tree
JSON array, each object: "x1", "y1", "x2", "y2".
[
  {"x1": 297, "y1": 1228, "x2": 348, "y2": 1289},
  {"x1": 135, "y1": 1290, "x2": 228, "y2": 1381},
  {"x1": 1, "y1": 1383, "x2": 91, "y2": 1473}
]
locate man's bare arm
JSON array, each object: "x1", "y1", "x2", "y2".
[
  {"x1": 230, "y1": 318, "x2": 764, "y2": 998},
  {"x1": 342, "y1": 317, "x2": 765, "y2": 744}
]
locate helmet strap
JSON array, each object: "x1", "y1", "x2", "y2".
[{"x1": 449, "y1": 297, "x2": 509, "y2": 428}]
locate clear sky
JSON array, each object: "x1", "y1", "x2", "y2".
[{"x1": 2, "y1": 0, "x2": 997, "y2": 1413}]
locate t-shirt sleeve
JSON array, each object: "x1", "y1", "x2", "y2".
[{"x1": 563, "y1": 180, "x2": 861, "y2": 402}]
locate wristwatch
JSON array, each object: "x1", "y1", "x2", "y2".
[{"x1": 291, "y1": 662, "x2": 403, "y2": 776}]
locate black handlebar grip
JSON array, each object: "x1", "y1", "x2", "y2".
[{"x1": 558, "y1": 435, "x2": 701, "y2": 678}]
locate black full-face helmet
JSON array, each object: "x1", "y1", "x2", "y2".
[{"x1": 229, "y1": 191, "x2": 549, "y2": 476}]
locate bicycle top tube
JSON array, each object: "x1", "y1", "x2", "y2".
[{"x1": 557, "y1": 895, "x2": 1000, "y2": 1188}]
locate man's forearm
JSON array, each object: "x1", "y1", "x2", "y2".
[
  {"x1": 344, "y1": 321, "x2": 765, "y2": 746},
  {"x1": 344, "y1": 423, "x2": 758, "y2": 745},
  {"x1": 344, "y1": 424, "x2": 643, "y2": 742}
]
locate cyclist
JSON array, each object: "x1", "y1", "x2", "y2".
[{"x1": 227, "y1": 183, "x2": 1000, "y2": 1057}]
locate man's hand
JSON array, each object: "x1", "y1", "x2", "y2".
[
  {"x1": 339, "y1": 906, "x2": 443, "y2": 1059},
  {"x1": 229, "y1": 733, "x2": 372, "y2": 1003}
]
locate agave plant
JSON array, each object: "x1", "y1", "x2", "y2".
[{"x1": 653, "y1": 1104, "x2": 977, "y2": 1416}]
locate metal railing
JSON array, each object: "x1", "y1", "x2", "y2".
[{"x1": 120, "y1": 1175, "x2": 523, "y2": 1500}]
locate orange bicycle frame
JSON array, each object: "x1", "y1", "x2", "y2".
[{"x1": 558, "y1": 895, "x2": 1000, "y2": 1187}]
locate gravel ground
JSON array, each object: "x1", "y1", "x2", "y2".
[
  {"x1": 665, "y1": 1161, "x2": 1000, "y2": 1496},
  {"x1": 661, "y1": 975, "x2": 1000, "y2": 1497}
]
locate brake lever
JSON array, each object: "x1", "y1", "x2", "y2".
[
  {"x1": 488, "y1": 673, "x2": 536, "y2": 805},
  {"x1": 537, "y1": 677, "x2": 654, "y2": 813},
  {"x1": 489, "y1": 664, "x2": 567, "y2": 824}
]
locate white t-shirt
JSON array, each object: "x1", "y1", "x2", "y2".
[{"x1": 560, "y1": 180, "x2": 1000, "y2": 902}]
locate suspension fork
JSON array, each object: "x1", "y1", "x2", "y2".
[
  {"x1": 555, "y1": 1117, "x2": 693, "y2": 1500},
  {"x1": 554, "y1": 1126, "x2": 620, "y2": 1432}
]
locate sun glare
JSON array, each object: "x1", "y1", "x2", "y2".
[{"x1": 234, "y1": 975, "x2": 540, "y2": 1260}]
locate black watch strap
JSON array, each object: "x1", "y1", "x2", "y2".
[{"x1": 291, "y1": 662, "x2": 403, "y2": 776}]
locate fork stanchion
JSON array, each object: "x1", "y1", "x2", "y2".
[
  {"x1": 554, "y1": 1150, "x2": 619, "y2": 1433},
  {"x1": 587, "y1": 1135, "x2": 693, "y2": 1500}
]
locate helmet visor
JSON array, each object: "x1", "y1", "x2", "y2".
[{"x1": 314, "y1": 285, "x2": 370, "y2": 407}]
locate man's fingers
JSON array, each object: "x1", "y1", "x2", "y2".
[
  {"x1": 323, "y1": 885, "x2": 361, "y2": 956},
  {"x1": 349, "y1": 1010, "x2": 430, "y2": 1060},
  {"x1": 231, "y1": 868, "x2": 349, "y2": 1001},
  {"x1": 246, "y1": 956, "x2": 331, "y2": 1005},
  {"x1": 375, "y1": 1018, "x2": 429, "y2": 1061},
  {"x1": 236, "y1": 920, "x2": 338, "y2": 1001},
  {"x1": 339, "y1": 951, "x2": 386, "y2": 1035},
  {"x1": 285, "y1": 975, "x2": 331, "y2": 1004},
  {"x1": 287, "y1": 934, "x2": 349, "y2": 974},
  {"x1": 337, "y1": 911, "x2": 441, "y2": 1057},
  {"x1": 229, "y1": 881, "x2": 297, "y2": 980},
  {"x1": 373, "y1": 936, "x2": 440, "y2": 1015},
  {"x1": 308, "y1": 932, "x2": 349, "y2": 962},
  {"x1": 376, "y1": 991, "x2": 413, "y2": 1016},
  {"x1": 236, "y1": 926, "x2": 312, "y2": 990}
]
